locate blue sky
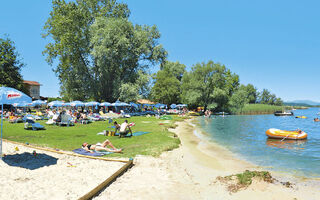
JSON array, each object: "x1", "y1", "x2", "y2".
[{"x1": 1, "y1": 0, "x2": 319, "y2": 102}]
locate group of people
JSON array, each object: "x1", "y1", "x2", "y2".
[
  {"x1": 82, "y1": 120, "x2": 133, "y2": 154},
  {"x1": 113, "y1": 120, "x2": 133, "y2": 138}
]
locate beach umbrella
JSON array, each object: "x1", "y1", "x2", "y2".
[
  {"x1": 13, "y1": 102, "x2": 30, "y2": 107},
  {"x1": 84, "y1": 101, "x2": 100, "y2": 107},
  {"x1": 154, "y1": 103, "x2": 161, "y2": 108},
  {"x1": 70, "y1": 101, "x2": 84, "y2": 107},
  {"x1": 0, "y1": 86, "x2": 32, "y2": 159},
  {"x1": 48, "y1": 100, "x2": 64, "y2": 107},
  {"x1": 100, "y1": 102, "x2": 111, "y2": 106},
  {"x1": 31, "y1": 100, "x2": 46, "y2": 107},
  {"x1": 129, "y1": 102, "x2": 139, "y2": 109},
  {"x1": 64, "y1": 102, "x2": 71, "y2": 107},
  {"x1": 170, "y1": 104, "x2": 177, "y2": 109},
  {"x1": 111, "y1": 100, "x2": 124, "y2": 106}
]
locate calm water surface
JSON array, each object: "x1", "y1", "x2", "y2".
[{"x1": 198, "y1": 107, "x2": 320, "y2": 177}]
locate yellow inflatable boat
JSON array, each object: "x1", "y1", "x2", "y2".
[
  {"x1": 295, "y1": 116, "x2": 307, "y2": 119},
  {"x1": 266, "y1": 128, "x2": 307, "y2": 140}
]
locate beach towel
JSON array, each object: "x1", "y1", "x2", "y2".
[
  {"x1": 114, "y1": 131, "x2": 151, "y2": 137},
  {"x1": 72, "y1": 148, "x2": 113, "y2": 156},
  {"x1": 132, "y1": 131, "x2": 151, "y2": 136}
]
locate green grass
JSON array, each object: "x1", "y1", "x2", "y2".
[
  {"x1": 238, "y1": 104, "x2": 288, "y2": 115},
  {"x1": 1, "y1": 116, "x2": 181, "y2": 158},
  {"x1": 217, "y1": 170, "x2": 274, "y2": 192}
]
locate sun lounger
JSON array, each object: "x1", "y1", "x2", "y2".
[
  {"x1": 58, "y1": 114, "x2": 74, "y2": 126},
  {"x1": 24, "y1": 119, "x2": 45, "y2": 130}
]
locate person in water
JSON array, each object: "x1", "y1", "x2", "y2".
[{"x1": 82, "y1": 139, "x2": 122, "y2": 153}]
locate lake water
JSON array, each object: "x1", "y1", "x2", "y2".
[{"x1": 197, "y1": 107, "x2": 320, "y2": 178}]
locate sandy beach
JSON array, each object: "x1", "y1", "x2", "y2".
[
  {"x1": 95, "y1": 119, "x2": 320, "y2": 200},
  {"x1": 0, "y1": 142, "x2": 125, "y2": 200},
  {"x1": 1, "y1": 119, "x2": 320, "y2": 199}
]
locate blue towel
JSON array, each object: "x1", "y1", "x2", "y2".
[
  {"x1": 72, "y1": 148, "x2": 113, "y2": 156},
  {"x1": 132, "y1": 131, "x2": 151, "y2": 136},
  {"x1": 114, "y1": 131, "x2": 151, "y2": 137}
]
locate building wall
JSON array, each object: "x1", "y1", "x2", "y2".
[{"x1": 29, "y1": 85, "x2": 40, "y2": 99}]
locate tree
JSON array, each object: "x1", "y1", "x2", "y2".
[
  {"x1": 161, "y1": 61, "x2": 186, "y2": 81},
  {"x1": 259, "y1": 89, "x2": 271, "y2": 104},
  {"x1": 229, "y1": 87, "x2": 249, "y2": 113},
  {"x1": 150, "y1": 69, "x2": 181, "y2": 105},
  {"x1": 43, "y1": 0, "x2": 166, "y2": 102},
  {"x1": 181, "y1": 61, "x2": 239, "y2": 111},
  {"x1": 244, "y1": 84, "x2": 258, "y2": 103},
  {"x1": 274, "y1": 98, "x2": 283, "y2": 106},
  {"x1": 118, "y1": 70, "x2": 150, "y2": 102},
  {"x1": 0, "y1": 37, "x2": 27, "y2": 93},
  {"x1": 90, "y1": 17, "x2": 166, "y2": 101}
]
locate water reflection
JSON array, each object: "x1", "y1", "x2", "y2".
[{"x1": 266, "y1": 139, "x2": 307, "y2": 150}]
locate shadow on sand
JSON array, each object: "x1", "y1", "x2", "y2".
[{"x1": 2, "y1": 152, "x2": 58, "y2": 170}]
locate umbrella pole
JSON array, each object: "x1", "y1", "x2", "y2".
[{"x1": 0, "y1": 104, "x2": 3, "y2": 159}]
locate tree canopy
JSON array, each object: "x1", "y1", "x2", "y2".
[
  {"x1": 43, "y1": 0, "x2": 166, "y2": 102},
  {"x1": 181, "y1": 61, "x2": 239, "y2": 111},
  {"x1": 0, "y1": 36, "x2": 27, "y2": 93}
]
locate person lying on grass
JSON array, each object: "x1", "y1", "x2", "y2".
[{"x1": 82, "y1": 139, "x2": 122, "y2": 153}]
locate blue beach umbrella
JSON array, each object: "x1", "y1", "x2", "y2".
[
  {"x1": 0, "y1": 87, "x2": 32, "y2": 159},
  {"x1": 31, "y1": 100, "x2": 46, "y2": 107},
  {"x1": 48, "y1": 100, "x2": 64, "y2": 107},
  {"x1": 111, "y1": 100, "x2": 122, "y2": 107},
  {"x1": 170, "y1": 104, "x2": 177, "y2": 109},
  {"x1": 64, "y1": 102, "x2": 71, "y2": 107},
  {"x1": 129, "y1": 102, "x2": 139, "y2": 109},
  {"x1": 70, "y1": 101, "x2": 84, "y2": 107},
  {"x1": 100, "y1": 102, "x2": 111, "y2": 106},
  {"x1": 85, "y1": 101, "x2": 100, "y2": 107},
  {"x1": 13, "y1": 102, "x2": 30, "y2": 107}
]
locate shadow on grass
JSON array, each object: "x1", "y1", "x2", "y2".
[{"x1": 2, "y1": 152, "x2": 58, "y2": 170}]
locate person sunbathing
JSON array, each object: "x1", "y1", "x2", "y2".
[{"x1": 82, "y1": 139, "x2": 122, "y2": 153}]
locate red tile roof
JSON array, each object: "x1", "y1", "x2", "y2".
[{"x1": 23, "y1": 80, "x2": 40, "y2": 86}]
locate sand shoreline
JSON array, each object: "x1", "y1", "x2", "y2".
[{"x1": 96, "y1": 118, "x2": 320, "y2": 200}]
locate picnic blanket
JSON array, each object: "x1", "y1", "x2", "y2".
[{"x1": 72, "y1": 148, "x2": 113, "y2": 156}]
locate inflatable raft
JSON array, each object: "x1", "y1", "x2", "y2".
[
  {"x1": 295, "y1": 116, "x2": 307, "y2": 119},
  {"x1": 266, "y1": 128, "x2": 307, "y2": 140}
]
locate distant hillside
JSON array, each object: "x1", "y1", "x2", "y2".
[
  {"x1": 285, "y1": 100, "x2": 320, "y2": 106},
  {"x1": 284, "y1": 102, "x2": 312, "y2": 107},
  {"x1": 284, "y1": 101, "x2": 320, "y2": 107}
]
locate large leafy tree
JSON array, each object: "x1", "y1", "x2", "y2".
[
  {"x1": 0, "y1": 37, "x2": 27, "y2": 93},
  {"x1": 259, "y1": 88, "x2": 282, "y2": 105},
  {"x1": 90, "y1": 17, "x2": 166, "y2": 101},
  {"x1": 229, "y1": 86, "x2": 249, "y2": 113},
  {"x1": 244, "y1": 84, "x2": 258, "y2": 103},
  {"x1": 150, "y1": 69, "x2": 181, "y2": 105},
  {"x1": 181, "y1": 60, "x2": 239, "y2": 111},
  {"x1": 161, "y1": 61, "x2": 186, "y2": 81},
  {"x1": 43, "y1": 0, "x2": 166, "y2": 101}
]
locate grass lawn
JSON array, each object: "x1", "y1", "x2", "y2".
[{"x1": 1, "y1": 116, "x2": 183, "y2": 158}]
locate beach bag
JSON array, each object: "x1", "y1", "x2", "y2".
[{"x1": 106, "y1": 130, "x2": 115, "y2": 136}]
